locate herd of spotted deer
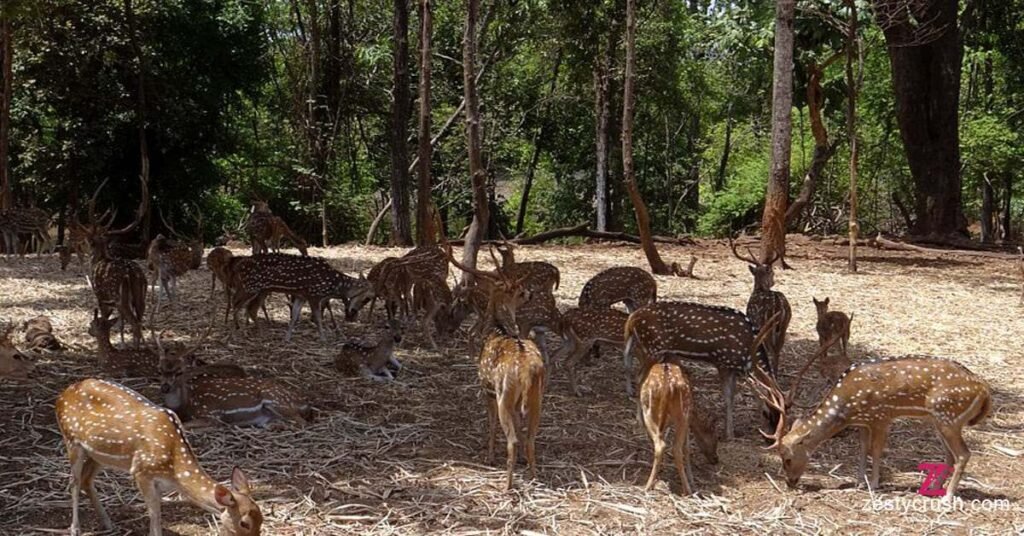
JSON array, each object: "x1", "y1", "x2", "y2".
[{"x1": 0, "y1": 176, "x2": 997, "y2": 535}]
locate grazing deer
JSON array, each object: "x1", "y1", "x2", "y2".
[
  {"x1": 411, "y1": 276, "x2": 458, "y2": 350},
  {"x1": 514, "y1": 290, "x2": 561, "y2": 365},
  {"x1": 555, "y1": 307, "x2": 630, "y2": 396},
  {"x1": 229, "y1": 253, "x2": 372, "y2": 341},
  {"x1": 446, "y1": 242, "x2": 545, "y2": 490},
  {"x1": 0, "y1": 324, "x2": 33, "y2": 379},
  {"x1": 730, "y1": 238, "x2": 792, "y2": 374},
  {"x1": 752, "y1": 355, "x2": 991, "y2": 497},
  {"x1": 639, "y1": 361, "x2": 719, "y2": 494},
  {"x1": 55, "y1": 378, "x2": 263, "y2": 535},
  {"x1": 161, "y1": 372, "x2": 312, "y2": 427},
  {"x1": 82, "y1": 176, "x2": 149, "y2": 347},
  {"x1": 493, "y1": 241, "x2": 560, "y2": 293},
  {"x1": 22, "y1": 315, "x2": 61, "y2": 351},
  {"x1": 268, "y1": 217, "x2": 309, "y2": 256},
  {"x1": 333, "y1": 319, "x2": 403, "y2": 381},
  {"x1": 812, "y1": 297, "x2": 853, "y2": 381},
  {"x1": 623, "y1": 301, "x2": 781, "y2": 440},
  {"x1": 578, "y1": 266, "x2": 657, "y2": 312}
]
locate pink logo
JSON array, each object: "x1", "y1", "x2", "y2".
[{"x1": 917, "y1": 462, "x2": 952, "y2": 497}]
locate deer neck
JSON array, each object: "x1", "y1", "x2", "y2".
[
  {"x1": 166, "y1": 440, "x2": 224, "y2": 515},
  {"x1": 786, "y1": 398, "x2": 852, "y2": 451}
]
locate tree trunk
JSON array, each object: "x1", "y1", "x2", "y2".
[
  {"x1": 389, "y1": 0, "x2": 413, "y2": 245},
  {"x1": 761, "y1": 0, "x2": 796, "y2": 266},
  {"x1": 980, "y1": 174, "x2": 994, "y2": 243},
  {"x1": 414, "y1": 0, "x2": 435, "y2": 246},
  {"x1": 516, "y1": 50, "x2": 561, "y2": 235},
  {"x1": 460, "y1": 0, "x2": 488, "y2": 283},
  {"x1": 124, "y1": 0, "x2": 150, "y2": 240},
  {"x1": 1002, "y1": 173, "x2": 1013, "y2": 242},
  {"x1": 594, "y1": 31, "x2": 612, "y2": 232},
  {"x1": 715, "y1": 103, "x2": 732, "y2": 192},
  {"x1": 874, "y1": 0, "x2": 965, "y2": 239},
  {"x1": 622, "y1": 0, "x2": 672, "y2": 276},
  {"x1": 785, "y1": 55, "x2": 841, "y2": 227},
  {"x1": 846, "y1": 0, "x2": 858, "y2": 273},
  {"x1": 0, "y1": 16, "x2": 11, "y2": 210}
]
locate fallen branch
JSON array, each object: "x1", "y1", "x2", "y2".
[
  {"x1": 871, "y1": 233, "x2": 1019, "y2": 259},
  {"x1": 447, "y1": 222, "x2": 695, "y2": 247}
]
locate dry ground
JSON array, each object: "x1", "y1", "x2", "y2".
[{"x1": 1, "y1": 238, "x2": 1023, "y2": 535}]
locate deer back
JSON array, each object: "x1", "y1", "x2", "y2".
[
  {"x1": 578, "y1": 266, "x2": 656, "y2": 310},
  {"x1": 560, "y1": 307, "x2": 630, "y2": 344},
  {"x1": 235, "y1": 253, "x2": 345, "y2": 299}
]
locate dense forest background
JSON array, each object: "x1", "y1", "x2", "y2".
[{"x1": 0, "y1": 0, "x2": 1021, "y2": 246}]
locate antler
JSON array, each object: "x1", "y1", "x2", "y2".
[
  {"x1": 108, "y1": 173, "x2": 149, "y2": 236},
  {"x1": 86, "y1": 178, "x2": 111, "y2": 226},
  {"x1": 728, "y1": 235, "x2": 760, "y2": 266},
  {"x1": 158, "y1": 207, "x2": 182, "y2": 239}
]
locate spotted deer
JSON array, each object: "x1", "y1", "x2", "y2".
[
  {"x1": 22, "y1": 315, "x2": 61, "y2": 351},
  {"x1": 207, "y1": 246, "x2": 234, "y2": 300},
  {"x1": 751, "y1": 354, "x2": 991, "y2": 497},
  {"x1": 812, "y1": 297, "x2": 853, "y2": 381},
  {"x1": 446, "y1": 243, "x2": 545, "y2": 490},
  {"x1": 161, "y1": 372, "x2": 312, "y2": 427},
  {"x1": 229, "y1": 253, "x2": 372, "y2": 341},
  {"x1": 147, "y1": 234, "x2": 194, "y2": 315},
  {"x1": 59, "y1": 222, "x2": 91, "y2": 270},
  {"x1": 514, "y1": 290, "x2": 561, "y2": 365},
  {"x1": 578, "y1": 266, "x2": 657, "y2": 312},
  {"x1": 411, "y1": 275, "x2": 459, "y2": 350},
  {"x1": 0, "y1": 206, "x2": 51, "y2": 255},
  {"x1": 731, "y1": 238, "x2": 792, "y2": 375},
  {"x1": 639, "y1": 360, "x2": 719, "y2": 494},
  {"x1": 82, "y1": 176, "x2": 149, "y2": 348},
  {"x1": 155, "y1": 329, "x2": 247, "y2": 389},
  {"x1": 268, "y1": 217, "x2": 308, "y2": 256},
  {"x1": 55, "y1": 378, "x2": 263, "y2": 535},
  {"x1": 246, "y1": 201, "x2": 274, "y2": 255},
  {"x1": 623, "y1": 302, "x2": 781, "y2": 440},
  {"x1": 0, "y1": 323, "x2": 33, "y2": 379},
  {"x1": 333, "y1": 319, "x2": 403, "y2": 381},
  {"x1": 493, "y1": 241, "x2": 560, "y2": 293},
  {"x1": 555, "y1": 307, "x2": 630, "y2": 396}
]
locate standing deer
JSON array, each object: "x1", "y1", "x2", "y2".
[
  {"x1": 555, "y1": 307, "x2": 630, "y2": 396},
  {"x1": 812, "y1": 297, "x2": 853, "y2": 381},
  {"x1": 446, "y1": 243, "x2": 545, "y2": 490},
  {"x1": 88, "y1": 309, "x2": 160, "y2": 377},
  {"x1": 82, "y1": 176, "x2": 149, "y2": 348},
  {"x1": 55, "y1": 378, "x2": 263, "y2": 535},
  {"x1": 411, "y1": 275, "x2": 458, "y2": 350},
  {"x1": 752, "y1": 355, "x2": 991, "y2": 497},
  {"x1": 578, "y1": 266, "x2": 657, "y2": 312},
  {"x1": 0, "y1": 206, "x2": 51, "y2": 255},
  {"x1": 731, "y1": 238, "x2": 792, "y2": 374},
  {"x1": 639, "y1": 360, "x2": 719, "y2": 494},
  {"x1": 207, "y1": 246, "x2": 234, "y2": 300},
  {"x1": 59, "y1": 221, "x2": 91, "y2": 271},
  {"x1": 333, "y1": 319, "x2": 403, "y2": 381},
  {"x1": 624, "y1": 302, "x2": 782, "y2": 440},
  {"x1": 493, "y1": 242, "x2": 560, "y2": 293}
]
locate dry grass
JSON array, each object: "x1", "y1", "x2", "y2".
[{"x1": 1, "y1": 237, "x2": 1023, "y2": 535}]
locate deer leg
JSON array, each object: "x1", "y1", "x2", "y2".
[
  {"x1": 674, "y1": 408, "x2": 693, "y2": 495},
  {"x1": 68, "y1": 444, "x2": 87, "y2": 536},
  {"x1": 136, "y1": 474, "x2": 162, "y2": 536},
  {"x1": 622, "y1": 342, "x2": 636, "y2": 397},
  {"x1": 857, "y1": 427, "x2": 871, "y2": 487},
  {"x1": 311, "y1": 300, "x2": 326, "y2": 342},
  {"x1": 569, "y1": 340, "x2": 590, "y2": 397},
  {"x1": 497, "y1": 391, "x2": 519, "y2": 490},
  {"x1": 285, "y1": 297, "x2": 304, "y2": 342},
  {"x1": 643, "y1": 408, "x2": 665, "y2": 491},
  {"x1": 81, "y1": 457, "x2": 112, "y2": 531},
  {"x1": 524, "y1": 377, "x2": 543, "y2": 481},
  {"x1": 868, "y1": 424, "x2": 889, "y2": 490},
  {"x1": 935, "y1": 425, "x2": 971, "y2": 498},
  {"x1": 720, "y1": 369, "x2": 736, "y2": 440},
  {"x1": 485, "y1": 395, "x2": 498, "y2": 465}
]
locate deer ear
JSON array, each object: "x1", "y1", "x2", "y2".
[
  {"x1": 231, "y1": 467, "x2": 252, "y2": 494},
  {"x1": 748, "y1": 265, "x2": 756, "y2": 275},
  {"x1": 823, "y1": 298, "x2": 829, "y2": 306},
  {"x1": 214, "y1": 484, "x2": 236, "y2": 507}
]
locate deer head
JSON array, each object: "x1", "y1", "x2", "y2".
[
  {"x1": 730, "y1": 236, "x2": 778, "y2": 290},
  {"x1": 0, "y1": 323, "x2": 33, "y2": 379},
  {"x1": 216, "y1": 467, "x2": 263, "y2": 535},
  {"x1": 84, "y1": 174, "x2": 149, "y2": 258}
]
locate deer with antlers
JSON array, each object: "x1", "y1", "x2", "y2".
[
  {"x1": 730, "y1": 238, "x2": 792, "y2": 375},
  {"x1": 624, "y1": 302, "x2": 783, "y2": 440},
  {"x1": 639, "y1": 360, "x2": 719, "y2": 494},
  {"x1": 0, "y1": 323, "x2": 33, "y2": 380},
  {"x1": 55, "y1": 378, "x2": 263, "y2": 535},
  {"x1": 81, "y1": 176, "x2": 149, "y2": 348},
  {"x1": 445, "y1": 242, "x2": 546, "y2": 490},
  {"x1": 750, "y1": 352, "x2": 991, "y2": 497}
]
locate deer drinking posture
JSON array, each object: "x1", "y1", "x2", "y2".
[
  {"x1": 812, "y1": 297, "x2": 853, "y2": 381},
  {"x1": 333, "y1": 319, "x2": 403, "y2": 381},
  {"x1": 731, "y1": 239, "x2": 791, "y2": 374},
  {"x1": 55, "y1": 379, "x2": 263, "y2": 535},
  {"x1": 22, "y1": 315, "x2": 61, "y2": 351},
  {"x1": 555, "y1": 307, "x2": 630, "y2": 396},
  {"x1": 82, "y1": 176, "x2": 149, "y2": 348},
  {"x1": 639, "y1": 361, "x2": 719, "y2": 494},
  {"x1": 624, "y1": 302, "x2": 779, "y2": 440},
  {"x1": 578, "y1": 266, "x2": 657, "y2": 312},
  {"x1": 229, "y1": 253, "x2": 372, "y2": 341},
  {"x1": 446, "y1": 244, "x2": 545, "y2": 490},
  {"x1": 754, "y1": 356, "x2": 991, "y2": 497}
]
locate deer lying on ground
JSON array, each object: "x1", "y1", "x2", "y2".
[
  {"x1": 639, "y1": 360, "x2": 719, "y2": 494},
  {"x1": 752, "y1": 353, "x2": 991, "y2": 497},
  {"x1": 0, "y1": 324, "x2": 33, "y2": 379},
  {"x1": 155, "y1": 329, "x2": 246, "y2": 387},
  {"x1": 161, "y1": 370, "x2": 312, "y2": 427},
  {"x1": 82, "y1": 176, "x2": 149, "y2": 347},
  {"x1": 333, "y1": 319, "x2": 403, "y2": 381},
  {"x1": 55, "y1": 378, "x2": 263, "y2": 535},
  {"x1": 555, "y1": 307, "x2": 630, "y2": 396},
  {"x1": 22, "y1": 315, "x2": 61, "y2": 351},
  {"x1": 624, "y1": 302, "x2": 782, "y2": 440},
  {"x1": 731, "y1": 238, "x2": 792, "y2": 374},
  {"x1": 446, "y1": 242, "x2": 545, "y2": 490},
  {"x1": 812, "y1": 297, "x2": 853, "y2": 381}
]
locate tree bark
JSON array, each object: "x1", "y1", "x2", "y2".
[
  {"x1": 714, "y1": 103, "x2": 732, "y2": 192},
  {"x1": 845, "y1": 0, "x2": 858, "y2": 273},
  {"x1": 760, "y1": 0, "x2": 796, "y2": 266},
  {"x1": 0, "y1": 16, "x2": 11, "y2": 210},
  {"x1": 874, "y1": 0, "x2": 965, "y2": 239},
  {"x1": 980, "y1": 174, "x2": 994, "y2": 243},
  {"x1": 389, "y1": 0, "x2": 413, "y2": 245},
  {"x1": 1002, "y1": 173, "x2": 1013, "y2": 242},
  {"x1": 460, "y1": 0, "x2": 488, "y2": 283},
  {"x1": 414, "y1": 0, "x2": 435, "y2": 246},
  {"x1": 594, "y1": 33, "x2": 612, "y2": 232},
  {"x1": 124, "y1": 0, "x2": 150, "y2": 241},
  {"x1": 622, "y1": 0, "x2": 673, "y2": 275}
]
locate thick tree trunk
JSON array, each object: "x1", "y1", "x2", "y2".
[
  {"x1": 460, "y1": 0, "x2": 488, "y2": 283},
  {"x1": 0, "y1": 17, "x2": 11, "y2": 210},
  {"x1": 594, "y1": 41, "x2": 611, "y2": 232},
  {"x1": 846, "y1": 0, "x2": 858, "y2": 273},
  {"x1": 980, "y1": 175, "x2": 994, "y2": 243},
  {"x1": 875, "y1": 0, "x2": 965, "y2": 239},
  {"x1": 761, "y1": 0, "x2": 796, "y2": 266},
  {"x1": 622, "y1": 0, "x2": 672, "y2": 276},
  {"x1": 389, "y1": 0, "x2": 413, "y2": 245},
  {"x1": 124, "y1": 0, "x2": 150, "y2": 240},
  {"x1": 415, "y1": 0, "x2": 435, "y2": 245}
]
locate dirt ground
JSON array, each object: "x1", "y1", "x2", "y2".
[{"x1": 1, "y1": 237, "x2": 1023, "y2": 535}]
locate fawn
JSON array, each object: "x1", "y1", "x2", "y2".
[
  {"x1": 334, "y1": 319, "x2": 403, "y2": 381},
  {"x1": 812, "y1": 297, "x2": 853, "y2": 381},
  {"x1": 639, "y1": 360, "x2": 719, "y2": 494},
  {"x1": 55, "y1": 378, "x2": 262, "y2": 535}
]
